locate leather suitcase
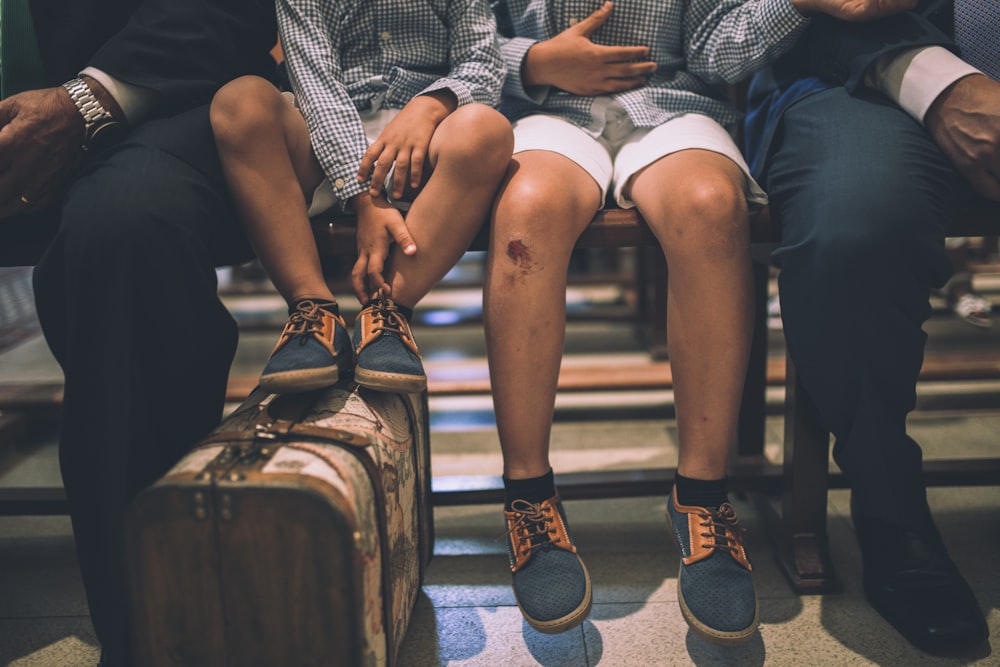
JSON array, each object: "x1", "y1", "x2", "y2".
[{"x1": 125, "y1": 384, "x2": 433, "y2": 667}]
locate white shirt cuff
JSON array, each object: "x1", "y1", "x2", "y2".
[
  {"x1": 80, "y1": 67, "x2": 157, "y2": 124},
  {"x1": 866, "y1": 46, "x2": 983, "y2": 125}
]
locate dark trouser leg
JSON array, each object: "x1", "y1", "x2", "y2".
[
  {"x1": 31, "y1": 106, "x2": 253, "y2": 665},
  {"x1": 766, "y1": 88, "x2": 957, "y2": 529},
  {"x1": 765, "y1": 88, "x2": 987, "y2": 655}
]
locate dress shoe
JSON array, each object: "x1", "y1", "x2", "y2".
[{"x1": 851, "y1": 496, "x2": 989, "y2": 655}]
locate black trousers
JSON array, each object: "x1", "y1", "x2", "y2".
[
  {"x1": 28, "y1": 105, "x2": 253, "y2": 665},
  {"x1": 764, "y1": 87, "x2": 961, "y2": 530}
]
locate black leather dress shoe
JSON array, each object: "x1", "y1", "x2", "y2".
[{"x1": 851, "y1": 497, "x2": 989, "y2": 656}]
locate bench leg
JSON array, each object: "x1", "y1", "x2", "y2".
[
  {"x1": 636, "y1": 246, "x2": 669, "y2": 360},
  {"x1": 737, "y1": 259, "x2": 769, "y2": 458},
  {"x1": 758, "y1": 354, "x2": 842, "y2": 594}
]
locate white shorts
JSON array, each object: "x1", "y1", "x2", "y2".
[
  {"x1": 511, "y1": 101, "x2": 767, "y2": 209},
  {"x1": 283, "y1": 90, "x2": 403, "y2": 217}
]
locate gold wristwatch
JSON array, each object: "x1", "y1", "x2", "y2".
[{"x1": 62, "y1": 77, "x2": 125, "y2": 152}]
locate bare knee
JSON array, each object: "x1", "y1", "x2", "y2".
[
  {"x1": 210, "y1": 76, "x2": 283, "y2": 150},
  {"x1": 437, "y1": 104, "x2": 514, "y2": 177},
  {"x1": 648, "y1": 174, "x2": 749, "y2": 260},
  {"x1": 491, "y1": 177, "x2": 591, "y2": 275}
]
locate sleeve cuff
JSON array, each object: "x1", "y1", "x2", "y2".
[
  {"x1": 501, "y1": 37, "x2": 550, "y2": 103},
  {"x1": 867, "y1": 46, "x2": 983, "y2": 124},
  {"x1": 422, "y1": 80, "x2": 476, "y2": 107},
  {"x1": 80, "y1": 67, "x2": 157, "y2": 124}
]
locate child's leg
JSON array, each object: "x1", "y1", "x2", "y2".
[
  {"x1": 210, "y1": 75, "x2": 333, "y2": 305},
  {"x1": 485, "y1": 147, "x2": 603, "y2": 635},
  {"x1": 377, "y1": 103, "x2": 513, "y2": 308},
  {"x1": 211, "y1": 77, "x2": 350, "y2": 393},
  {"x1": 350, "y1": 104, "x2": 512, "y2": 394},
  {"x1": 628, "y1": 148, "x2": 758, "y2": 645},
  {"x1": 629, "y1": 149, "x2": 753, "y2": 481},
  {"x1": 486, "y1": 150, "x2": 602, "y2": 480}
]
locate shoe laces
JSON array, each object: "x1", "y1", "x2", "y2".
[
  {"x1": 505, "y1": 499, "x2": 564, "y2": 559},
  {"x1": 695, "y1": 503, "x2": 744, "y2": 555},
  {"x1": 286, "y1": 300, "x2": 327, "y2": 336},
  {"x1": 367, "y1": 292, "x2": 413, "y2": 343}
]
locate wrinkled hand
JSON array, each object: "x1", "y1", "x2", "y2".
[
  {"x1": 925, "y1": 74, "x2": 1000, "y2": 201},
  {"x1": 350, "y1": 193, "x2": 417, "y2": 302},
  {"x1": 523, "y1": 1, "x2": 656, "y2": 96},
  {"x1": 357, "y1": 91, "x2": 454, "y2": 200},
  {"x1": 792, "y1": 0, "x2": 917, "y2": 20},
  {"x1": 0, "y1": 87, "x2": 84, "y2": 218}
]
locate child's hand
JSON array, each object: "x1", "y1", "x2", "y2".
[
  {"x1": 357, "y1": 91, "x2": 455, "y2": 200},
  {"x1": 350, "y1": 192, "x2": 418, "y2": 303},
  {"x1": 523, "y1": 2, "x2": 656, "y2": 96},
  {"x1": 792, "y1": 0, "x2": 916, "y2": 19}
]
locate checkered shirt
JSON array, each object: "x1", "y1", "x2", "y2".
[
  {"x1": 278, "y1": 0, "x2": 505, "y2": 204},
  {"x1": 491, "y1": 0, "x2": 809, "y2": 135}
]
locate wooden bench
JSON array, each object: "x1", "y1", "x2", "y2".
[
  {"x1": 2, "y1": 197, "x2": 998, "y2": 599},
  {"x1": 313, "y1": 197, "x2": 1000, "y2": 596}
]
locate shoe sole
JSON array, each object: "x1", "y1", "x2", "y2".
[
  {"x1": 517, "y1": 558, "x2": 593, "y2": 634},
  {"x1": 960, "y1": 315, "x2": 992, "y2": 329},
  {"x1": 354, "y1": 367, "x2": 427, "y2": 393},
  {"x1": 260, "y1": 354, "x2": 351, "y2": 395},
  {"x1": 666, "y1": 507, "x2": 759, "y2": 646}
]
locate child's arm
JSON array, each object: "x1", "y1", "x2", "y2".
[
  {"x1": 429, "y1": 0, "x2": 508, "y2": 108},
  {"x1": 684, "y1": 0, "x2": 918, "y2": 84},
  {"x1": 349, "y1": 191, "x2": 417, "y2": 303},
  {"x1": 358, "y1": 90, "x2": 456, "y2": 200},
  {"x1": 358, "y1": 0, "x2": 508, "y2": 198},
  {"x1": 277, "y1": 0, "x2": 372, "y2": 206},
  {"x1": 493, "y1": 2, "x2": 656, "y2": 101}
]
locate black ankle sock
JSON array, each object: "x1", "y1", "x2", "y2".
[
  {"x1": 674, "y1": 473, "x2": 729, "y2": 509},
  {"x1": 292, "y1": 298, "x2": 339, "y2": 317},
  {"x1": 503, "y1": 469, "x2": 555, "y2": 510}
]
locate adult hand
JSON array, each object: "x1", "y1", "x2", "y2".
[
  {"x1": 925, "y1": 74, "x2": 1000, "y2": 201},
  {"x1": 792, "y1": 0, "x2": 917, "y2": 20},
  {"x1": 0, "y1": 86, "x2": 85, "y2": 218},
  {"x1": 357, "y1": 91, "x2": 454, "y2": 200},
  {"x1": 350, "y1": 192, "x2": 417, "y2": 302},
  {"x1": 523, "y1": 1, "x2": 657, "y2": 96}
]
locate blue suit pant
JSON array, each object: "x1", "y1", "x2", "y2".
[{"x1": 764, "y1": 86, "x2": 962, "y2": 528}]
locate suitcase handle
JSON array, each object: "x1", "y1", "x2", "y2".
[{"x1": 201, "y1": 422, "x2": 382, "y2": 450}]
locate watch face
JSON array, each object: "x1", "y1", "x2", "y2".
[{"x1": 86, "y1": 120, "x2": 127, "y2": 152}]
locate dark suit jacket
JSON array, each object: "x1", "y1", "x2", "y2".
[
  {"x1": 30, "y1": 0, "x2": 277, "y2": 118},
  {"x1": 743, "y1": 0, "x2": 959, "y2": 181},
  {"x1": 0, "y1": 0, "x2": 277, "y2": 266}
]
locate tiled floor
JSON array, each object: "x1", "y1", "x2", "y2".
[{"x1": 1, "y1": 256, "x2": 999, "y2": 666}]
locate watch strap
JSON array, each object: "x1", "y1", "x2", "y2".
[{"x1": 62, "y1": 77, "x2": 114, "y2": 126}]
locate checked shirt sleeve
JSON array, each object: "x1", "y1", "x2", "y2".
[
  {"x1": 419, "y1": 0, "x2": 506, "y2": 108},
  {"x1": 277, "y1": 0, "x2": 369, "y2": 204},
  {"x1": 490, "y1": 0, "x2": 548, "y2": 103},
  {"x1": 685, "y1": 0, "x2": 811, "y2": 84}
]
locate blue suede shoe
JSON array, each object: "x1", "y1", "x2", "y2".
[
  {"x1": 352, "y1": 292, "x2": 426, "y2": 393},
  {"x1": 666, "y1": 487, "x2": 758, "y2": 644},
  {"x1": 259, "y1": 300, "x2": 352, "y2": 394},
  {"x1": 504, "y1": 495, "x2": 592, "y2": 634}
]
